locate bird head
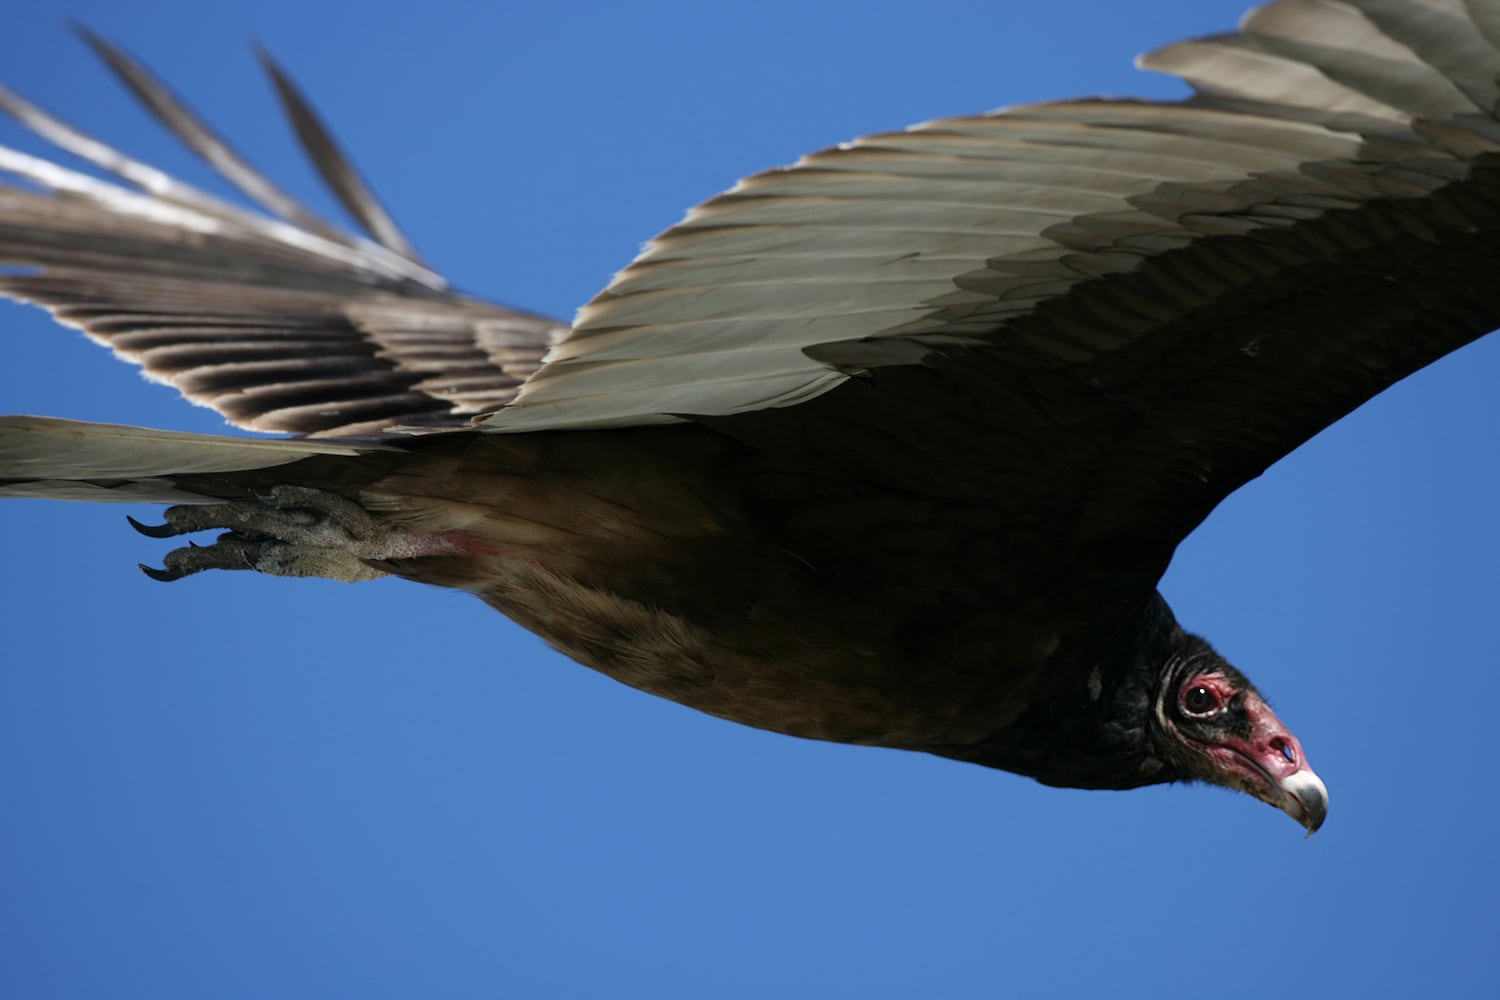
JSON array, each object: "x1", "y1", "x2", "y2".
[
  {"x1": 950, "y1": 597, "x2": 1328, "y2": 836},
  {"x1": 1148, "y1": 636, "x2": 1328, "y2": 835}
]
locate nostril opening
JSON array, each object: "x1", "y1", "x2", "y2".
[{"x1": 1272, "y1": 737, "x2": 1296, "y2": 765}]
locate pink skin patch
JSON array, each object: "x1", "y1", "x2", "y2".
[
  {"x1": 430, "y1": 530, "x2": 509, "y2": 558},
  {"x1": 1180, "y1": 673, "x2": 1329, "y2": 834},
  {"x1": 373, "y1": 529, "x2": 509, "y2": 561}
]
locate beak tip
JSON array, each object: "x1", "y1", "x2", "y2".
[{"x1": 1280, "y1": 768, "x2": 1329, "y2": 837}]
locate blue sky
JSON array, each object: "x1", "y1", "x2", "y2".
[{"x1": 1, "y1": 0, "x2": 1497, "y2": 996}]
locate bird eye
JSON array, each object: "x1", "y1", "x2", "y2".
[{"x1": 1181, "y1": 684, "x2": 1222, "y2": 716}]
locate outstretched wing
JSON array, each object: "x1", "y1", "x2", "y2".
[
  {"x1": 487, "y1": 0, "x2": 1500, "y2": 579},
  {"x1": 5, "y1": 1, "x2": 1499, "y2": 583},
  {"x1": 0, "y1": 32, "x2": 564, "y2": 438}
]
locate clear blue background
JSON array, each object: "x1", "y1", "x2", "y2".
[{"x1": 1, "y1": 1, "x2": 1496, "y2": 997}]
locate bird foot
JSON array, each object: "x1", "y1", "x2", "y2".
[{"x1": 129, "y1": 485, "x2": 410, "y2": 583}]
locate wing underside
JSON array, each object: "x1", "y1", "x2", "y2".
[{"x1": 0, "y1": 33, "x2": 564, "y2": 438}]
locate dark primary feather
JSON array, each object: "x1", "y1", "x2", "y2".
[
  {"x1": 251, "y1": 43, "x2": 422, "y2": 262},
  {"x1": 72, "y1": 26, "x2": 351, "y2": 249},
  {"x1": 3, "y1": 0, "x2": 1498, "y2": 832},
  {"x1": 0, "y1": 33, "x2": 565, "y2": 437}
]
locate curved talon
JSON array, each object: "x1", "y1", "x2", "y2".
[
  {"x1": 120, "y1": 487, "x2": 400, "y2": 583},
  {"x1": 138, "y1": 562, "x2": 185, "y2": 583},
  {"x1": 127, "y1": 515, "x2": 180, "y2": 539}
]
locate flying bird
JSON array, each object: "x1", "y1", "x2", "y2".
[{"x1": 5, "y1": 0, "x2": 1499, "y2": 835}]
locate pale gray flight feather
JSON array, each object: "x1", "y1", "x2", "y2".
[{"x1": 0, "y1": 33, "x2": 566, "y2": 438}]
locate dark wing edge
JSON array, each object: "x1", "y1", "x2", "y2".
[{"x1": 0, "y1": 32, "x2": 566, "y2": 438}]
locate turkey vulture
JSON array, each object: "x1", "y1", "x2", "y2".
[{"x1": 4, "y1": 0, "x2": 1499, "y2": 837}]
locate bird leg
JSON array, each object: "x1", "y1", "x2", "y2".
[{"x1": 128, "y1": 485, "x2": 427, "y2": 583}]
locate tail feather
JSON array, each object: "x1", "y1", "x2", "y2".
[{"x1": 0, "y1": 416, "x2": 383, "y2": 503}]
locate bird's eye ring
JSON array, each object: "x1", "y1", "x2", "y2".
[{"x1": 1181, "y1": 684, "x2": 1222, "y2": 717}]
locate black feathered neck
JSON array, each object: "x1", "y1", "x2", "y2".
[{"x1": 934, "y1": 593, "x2": 1206, "y2": 790}]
